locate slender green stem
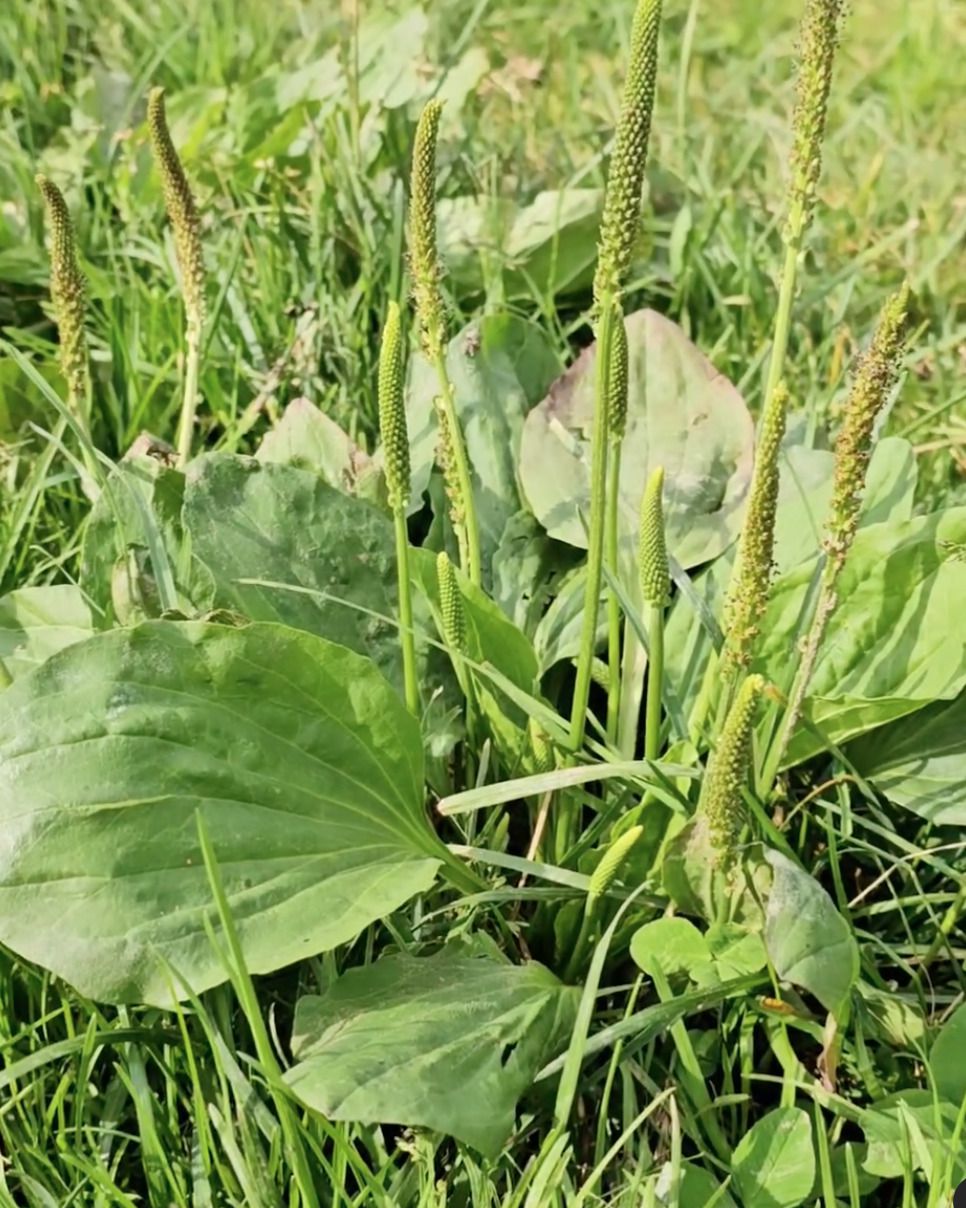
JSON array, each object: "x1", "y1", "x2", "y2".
[
  {"x1": 432, "y1": 354, "x2": 481, "y2": 586},
  {"x1": 643, "y1": 602, "x2": 664, "y2": 762},
  {"x1": 570, "y1": 301, "x2": 614, "y2": 751},
  {"x1": 760, "y1": 564, "x2": 835, "y2": 795},
  {"x1": 562, "y1": 908, "x2": 595, "y2": 985},
  {"x1": 688, "y1": 644, "x2": 720, "y2": 742},
  {"x1": 762, "y1": 237, "x2": 801, "y2": 420},
  {"x1": 605, "y1": 441, "x2": 623, "y2": 743},
  {"x1": 392, "y1": 506, "x2": 419, "y2": 716},
  {"x1": 616, "y1": 618, "x2": 644, "y2": 757},
  {"x1": 177, "y1": 317, "x2": 201, "y2": 468}
]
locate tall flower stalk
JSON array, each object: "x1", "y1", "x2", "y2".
[
  {"x1": 762, "y1": 285, "x2": 911, "y2": 789},
  {"x1": 563, "y1": 824, "x2": 643, "y2": 982},
  {"x1": 409, "y1": 100, "x2": 481, "y2": 586},
  {"x1": 638, "y1": 466, "x2": 670, "y2": 761},
  {"x1": 570, "y1": 0, "x2": 661, "y2": 751},
  {"x1": 436, "y1": 549, "x2": 469, "y2": 698},
  {"x1": 36, "y1": 175, "x2": 89, "y2": 425},
  {"x1": 147, "y1": 88, "x2": 206, "y2": 468},
  {"x1": 378, "y1": 301, "x2": 419, "y2": 716},
  {"x1": 717, "y1": 382, "x2": 790, "y2": 710},
  {"x1": 697, "y1": 673, "x2": 763, "y2": 873},
  {"x1": 604, "y1": 309, "x2": 629, "y2": 742},
  {"x1": 763, "y1": 0, "x2": 845, "y2": 429}
]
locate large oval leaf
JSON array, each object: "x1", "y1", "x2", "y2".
[
  {"x1": 518, "y1": 308, "x2": 753, "y2": 569},
  {"x1": 849, "y1": 689, "x2": 966, "y2": 825},
  {"x1": 731, "y1": 1107, "x2": 815, "y2": 1208},
  {"x1": 184, "y1": 454, "x2": 405, "y2": 692},
  {"x1": 760, "y1": 506, "x2": 966, "y2": 763},
  {"x1": 764, "y1": 852, "x2": 858, "y2": 1015},
  {"x1": 0, "y1": 620, "x2": 443, "y2": 1005},
  {"x1": 286, "y1": 950, "x2": 577, "y2": 1156}
]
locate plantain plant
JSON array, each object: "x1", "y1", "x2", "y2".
[{"x1": 2, "y1": 2, "x2": 964, "y2": 1200}]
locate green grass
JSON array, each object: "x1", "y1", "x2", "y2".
[{"x1": 1, "y1": 1, "x2": 965, "y2": 1205}]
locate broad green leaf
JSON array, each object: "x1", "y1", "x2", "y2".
[
  {"x1": 491, "y1": 510, "x2": 575, "y2": 635},
  {"x1": 183, "y1": 454, "x2": 408, "y2": 693},
  {"x1": 256, "y1": 396, "x2": 381, "y2": 499},
  {"x1": 285, "y1": 951, "x2": 577, "y2": 1156},
  {"x1": 773, "y1": 436, "x2": 916, "y2": 575},
  {"x1": 438, "y1": 188, "x2": 604, "y2": 300},
  {"x1": 654, "y1": 1162, "x2": 737, "y2": 1207},
  {"x1": 630, "y1": 917, "x2": 711, "y2": 981},
  {"x1": 860, "y1": 1091, "x2": 964, "y2": 1181},
  {"x1": 855, "y1": 982, "x2": 926, "y2": 1048},
  {"x1": 849, "y1": 689, "x2": 966, "y2": 825},
  {"x1": 533, "y1": 562, "x2": 609, "y2": 675},
  {"x1": 406, "y1": 314, "x2": 559, "y2": 563},
  {"x1": 80, "y1": 453, "x2": 205, "y2": 624},
  {"x1": 762, "y1": 507, "x2": 966, "y2": 762},
  {"x1": 0, "y1": 620, "x2": 444, "y2": 1005},
  {"x1": 930, "y1": 1004, "x2": 966, "y2": 1106},
  {"x1": 662, "y1": 820, "x2": 767, "y2": 927},
  {"x1": 518, "y1": 308, "x2": 754, "y2": 570},
  {"x1": 275, "y1": 10, "x2": 428, "y2": 112},
  {"x1": 410, "y1": 546, "x2": 538, "y2": 695},
  {"x1": 702, "y1": 924, "x2": 768, "y2": 983},
  {"x1": 764, "y1": 852, "x2": 858, "y2": 1014},
  {"x1": 731, "y1": 1107, "x2": 815, "y2": 1208},
  {"x1": 0, "y1": 585, "x2": 93, "y2": 681},
  {"x1": 664, "y1": 437, "x2": 920, "y2": 719}
]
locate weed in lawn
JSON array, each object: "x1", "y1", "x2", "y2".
[{"x1": 0, "y1": 0, "x2": 964, "y2": 1205}]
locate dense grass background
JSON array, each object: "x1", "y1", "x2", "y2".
[{"x1": 1, "y1": 0, "x2": 964, "y2": 1203}]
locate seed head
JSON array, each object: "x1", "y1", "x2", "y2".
[
  {"x1": 606, "y1": 307, "x2": 629, "y2": 439},
  {"x1": 698, "y1": 673, "x2": 762, "y2": 868},
  {"x1": 36, "y1": 175, "x2": 88, "y2": 412},
  {"x1": 638, "y1": 466, "x2": 670, "y2": 608},
  {"x1": 588, "y1": 825, "x2": 643, "y2": 904},
  {"x1": 378, "y1": 301, "x2": 410, "y2": 511},
  {"x1": 824, "y1": 284, "x2": 911, "y2": 573},
  {"x1": 527, "y1": 719, "x2": 556, "y2": 775},
  {"x1": 436, "y1": 550, "x2": 465, "y2": 651},
  {"x1": 408, "y1": 100, "x2": 446, "y2": 359},
  {"x1": 786, "y1": 0, "x2": 846, "y2": 242},
  {"x1": 147, "y1": 87, "x2": 205, "y2": 329},
  {"x1": 593, "y1": 0, "x2": 662, "y2": 304},
  {"x1": 722, "y1": 383, "x2": 789, "y2": 672}
]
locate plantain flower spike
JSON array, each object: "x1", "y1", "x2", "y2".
[
  {"x1": 436, "y1": 550, "x2": 465, "y2": 651},
  {"x1": 588, "y1": 824, "x2": 643, "y2": 906},
  {"x1": 593, "y1": 0, "x2": 662, "y2": 305},
  {"x1": 408, "y1": 99, "x2": 445, "y2": 359},
  {"x1": 824, "y1": 284, "x2": 911, "y2": 573},
  {"x1": 36, "y1": 175, "x2": 88, "y2": 415},
  {"x1": 638, "y1": 466, "x2": 670, "y2": 608},
  {"x1": 698, "y1": 674, "x2": 763, "y2": 868},
  {"x1": 147, "y1": 87, "x2": 205, "y2": 330},
  {"x1": 606, "y1": 308, "x2": 629, "y2": 439},
  {"x1": 378, "y1": 301, "x2": 410, "y2": 511},
  {"x1": 527, "y1": 718, "x2": 556, "y2": 775},
  {"x1": 786, "y1": 0, "x2": 846, "y2": 244},
  {"x1": 722, "y1": 382, "x2": 789, "y2": 672}
]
